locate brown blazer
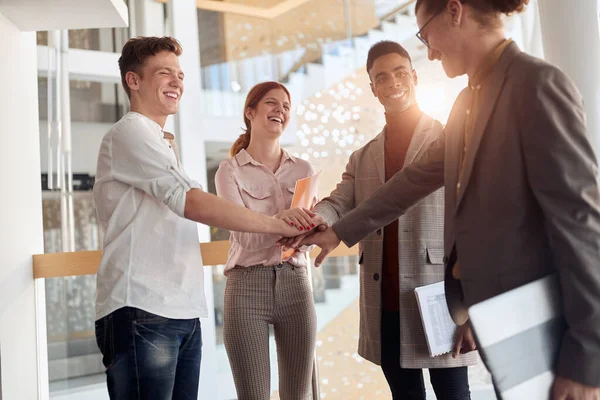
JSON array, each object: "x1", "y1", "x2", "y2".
[
  {"x1": 314, "y1": 113, "x2": 477, "y2": 368},
  {"x1": 332, "y1": 42, "x2": 600, "y2": 387}
]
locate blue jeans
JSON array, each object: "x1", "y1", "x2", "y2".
[{"x1": 95, "y1": 307, "x2": 202, "y2": 400}]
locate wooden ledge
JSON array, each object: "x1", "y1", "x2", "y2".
[{"x1": 33, "y1": 240, "x2": 358, "y2": 279}]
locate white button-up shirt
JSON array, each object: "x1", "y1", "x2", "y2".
[{"x1": 94, "y1": 112, "x2": 208, "y2": 320}]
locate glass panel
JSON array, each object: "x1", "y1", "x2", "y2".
[
  {"x1": 198, "y1": 0, "x2": 379, "y2": 95},
  {"x1": 36, "y1": 28, "x2": 129, "y2": 51},
  {"x1": 38, "y1": 78, "x2": 128, "y2": 124},
  {"x1": 42, "y1": 191, "x2": 106, "y2": 395}
]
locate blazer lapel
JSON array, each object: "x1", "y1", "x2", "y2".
[
  {"x1": 369, "y1": 129, "x2": 386, "y2": 184},
  {"x1": 447, "y1": 91, "x2": 469, "y2": 210},
  {"x1": 403, "y1": 113, "x2": 434, "y2": 168},
  {"x1": 456, "y1": 43, "x2": 521, "y2": 209}
]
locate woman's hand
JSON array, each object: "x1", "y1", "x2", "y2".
[
  {"x1": 275, "y1": 208, "x2": 317, "y2": 232},
  {"x1": 278, "y1": 214, "x2": 328, "y2": 249}
]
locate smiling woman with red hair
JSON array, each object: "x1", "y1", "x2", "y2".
[{"x1": 215, "y1": 81, "x2": 320, "y2": 400}]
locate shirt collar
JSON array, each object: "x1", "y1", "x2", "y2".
[
  {"x1": 469, "y1": 38, "x2": 513, "y2": 90},
  {"x1": 235, "y1": 148, "x2": 297, "y2": 167},
  {"x1": 128, "y1": 111, "x2": 169, "y2": 135},
  {"x1": 281, "y1": 148, "x2": 297, "y2": 163}
]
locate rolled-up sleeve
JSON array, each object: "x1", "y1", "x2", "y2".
[{"x1": 109, "y1": 121, "x2": 201, "y2": 217}]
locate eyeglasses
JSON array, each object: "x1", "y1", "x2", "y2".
[{"x1": 415, "y1": 7, "x2": 445, "y2": 49}]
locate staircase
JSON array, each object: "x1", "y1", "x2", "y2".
[
  {"x1": 199, "y1": 11, "x2": 423, "y2": 117},
  {"x1": 286, "y1": 13, "x2": 421, "y2": 104},
  {"x1": 198, "y1": 0, "x2": 542, "y2": 120}
]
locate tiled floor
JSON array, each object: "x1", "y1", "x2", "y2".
[{"x1": 272, "y1": 299, "x2": 496, "y2": 400}]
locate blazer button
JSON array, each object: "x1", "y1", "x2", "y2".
[
  {"x1": 373, "y1": 273, "x2": 379, "y2": 281},
  {"x1": 443, "y1": 255, "x2": 449, "y2": 263},
  {"x1": 376, "y1": 229, "x2": 382, "y2": 235}
]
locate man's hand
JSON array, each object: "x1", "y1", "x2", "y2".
[
  {"x1": 299, "y1": 226, "x2": 341, "y2": 267},
  {"x1": 453, "y1": 322, "x2": 476, "y2": 358},
  {"x1": 553, "y1": 376, "x2": 600, "y2": 400}
]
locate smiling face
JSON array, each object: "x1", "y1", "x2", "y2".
[
  {"x1": 368, "y1": 52, "x2": 418, "y2": 114},
  {"x1": 126, "y1": 50, "x2": 184, "y2": 126},
  {"x1": 246, "y1": 88, "x2": 291, "y2": 139}
]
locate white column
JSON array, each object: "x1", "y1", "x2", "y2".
[
  {"x1": 168, "y1": 1, "x2": 219, "y2": 399},
  {"x1": 98, "y1": 28, "x2": 119, "y2": 110},
  {"x1": 0, "y1": 13, "x2": 45, "y2": 400},
  {"x1": 131, "y1": 0, "x2": 166, "y2": 38},
  {"x1": 537, "y1": 0, "x2": 600, "y2": 152}
]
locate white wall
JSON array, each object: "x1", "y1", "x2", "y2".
[{"x1": 0, "y1": 13, "x2": 45, "y2": 400}]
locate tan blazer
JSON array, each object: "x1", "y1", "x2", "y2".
[
  {"x1": 314, "y1": 113, "x2": 477, "y2": 368},
  {"x1": 332, "y1": 42, "x2": 600, "y2": 386}
]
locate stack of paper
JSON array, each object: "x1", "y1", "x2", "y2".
[{"x1": 414, "y1": 281, "x2": 457, "y2": 357}]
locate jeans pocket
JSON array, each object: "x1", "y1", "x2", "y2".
[
  {"x1": 133, "y1": 317, "x2": 181, "y2": 366},
  {"x1": 95, "y1": 314, "x2": 115, "y2": 369},
  {"x1": 133, "y1": 308, "x2": 171, "y2": 324}
]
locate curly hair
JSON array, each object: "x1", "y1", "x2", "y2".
[{"x1": 416, "y1": 0, "x2": 529, "y2": 16}]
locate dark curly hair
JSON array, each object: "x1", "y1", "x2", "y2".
[{"x1": 366, "y1": 41, "x2": 412, "y2": 75}]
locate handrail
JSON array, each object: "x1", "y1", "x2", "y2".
[
  {"x1": 279, "y1": 47, "x2": 322, "y2": 83},
  {"x1": 33, "y1": 240, "x2": 358, "y2": 279},
  {"x1": 379, "y1": 0, "x2": 417, "y2": 22}
]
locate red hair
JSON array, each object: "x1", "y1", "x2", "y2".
[{"x1": 230, "y1": 81, "x2": 291, "y2": 157}]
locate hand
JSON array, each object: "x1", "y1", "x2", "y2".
[
  {"x1": 552, "y1": 376, "x2": 600, "y2": 400},
  {"x1": 275, "y1": 207, "x2": 316, "y2": 232},
  {"x1": 299, "y1": 226, "x2": 341, "y2": 267},
  {"x1": 278, "y1": 214, "x2": 328, "y2": 249},
  {"x1": 453, "y1": 322, "x2": 476, "y2": 358},
  {"x1": 274, "y1": 218, "x2": 308, "y2": 238}
]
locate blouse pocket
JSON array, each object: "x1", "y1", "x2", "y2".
[{"x1": 239, "y1": 184, "x2": 273, "y2": 214}]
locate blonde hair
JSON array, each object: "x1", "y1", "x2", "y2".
[{"x1": 230, "y1": 81, "x2": 291, "y2": 157}]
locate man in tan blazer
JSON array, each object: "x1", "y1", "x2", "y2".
[
  {"x1": 313, "y1": 41, "x2": 476, "y2": 399},
  {"x1": 300, "y1": 1, "x2": 600, "y2": 399}
]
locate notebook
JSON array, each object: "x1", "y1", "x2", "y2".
[
  {"x1": 281, "y1": 171, "x2": 321, "y2": 259},
  {"x1": 468, "y1": 274, "x2": 565, "y2": 400}
]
